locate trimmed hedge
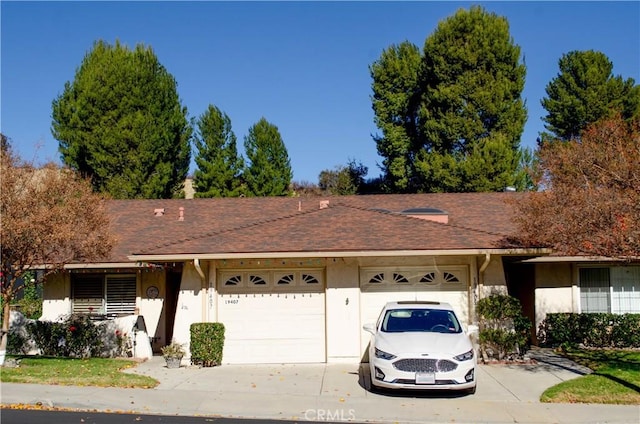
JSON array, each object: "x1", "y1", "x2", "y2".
[
  {"x1": 538, "y1": 313, "x2": 640, "y2": 348},
  {"x1": 190, "y1": 322, "x2": 225, "y2": 367},
  {"x1": 477, "y1": 294, "x2": 531, "y2": 360}
]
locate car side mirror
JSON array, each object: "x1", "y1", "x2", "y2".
[{"x1": 363, "y1": 323, "x2": 376, "y2": 334}]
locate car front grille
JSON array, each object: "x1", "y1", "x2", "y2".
[
  {"x1": 393, "y1": 358, "x2": 458, "y2": 373},
  {"x1": 392, "y1": 379, "x2": 457, "y2": 385}
]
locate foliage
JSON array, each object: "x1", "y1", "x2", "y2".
[
  {"x1": 370, "y1": 6, "x2": 528, "y2": 193},
  {"x1": 190, "y1": 322, "x2": 225, "y2": 367},
  {"x1": 477, "y1": 294, "x2": 531, "y2": 360},
  {"x1": 541, "y1": 50, "x2": 640, "y2": 141},
  {"x1": 15, "y1": 272, "x2": 42, "y2": 320},
  {"x1": 193, "y1": 104, "x2": 245, "y2": 198},
  {"x1": 243, "y1": 117, "x2": 292, "y2": 196},
  {"x1": 370, "y1": 41, "x2": 422, "y2": 193},
  {"x1": 541, "y1": 348, "x2": 640, "y2": 405},
  {"x1": 26, "y1": 315, "x2": 106, "y2": 358},
  {"x1": 318, "y1": 159, "x2": 368, "y2": 195},
  {"x1": 0, "y1": 139, "x2": 114, "y2": 364},
  {"x1": 51, "y1": 39, "x2": 192, "y2": 199},
  {"x1": 160, "y1": 341, "x2": 186, "y2": 358},
  {"x1": 511, "y1": 116, "x2": 640, "y2": 258},
  {"x1": 0, "y1": 356, "x2": 158, "y2": 388},
  {"x1": 537, "y1": 313, "x2": 640, "y2": 349},
  {"x1": 7, "y1": 331, "x2": 28, "y2": 355},
  {"x1": 290, "y1": 180, "x2": 325, "y2": 197}
]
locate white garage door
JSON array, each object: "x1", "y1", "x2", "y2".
[
  {"x1": 359, "y1": 266, "x2": 470, "y2": 353},
  {"x1": 218, "y1": 269, "x2": 325, "y2": 364}
]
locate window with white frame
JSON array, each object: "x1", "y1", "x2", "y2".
[
  {"x1": 580, "y1": 267, "x2": 640, "y2": 313},
  {"x1": 72, "y1": 274, "x2": 137, "y2": 315}
]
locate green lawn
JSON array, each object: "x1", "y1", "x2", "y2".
[
  {"x1": 541, "y1": 349, "x2": 640, "y2": 405},
  {"x1": 0, "y1": 356, "x2": 158, "y2": 388}
]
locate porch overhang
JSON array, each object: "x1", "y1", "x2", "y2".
[{"x1": 128, "y1": 248, "x2": 551, "y2": 263}]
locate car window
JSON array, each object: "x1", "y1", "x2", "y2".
[{"x1": 381, "y1": 308, "x2": 462, "y2": 333}]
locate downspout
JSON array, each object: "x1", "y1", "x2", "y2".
[
  {"x1": 476, "y1": 253, "x2": 491, "y2": 321},
  {"x1": 193, "y1": 259, "x2": 207, "y2": 322},
  {"x1": 469, "y1": 253, "x2": 491, "y2": 354}
]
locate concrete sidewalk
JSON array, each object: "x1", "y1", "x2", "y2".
[{"x1": 1, "y1": 352, "x2": 638, "y2": 424}]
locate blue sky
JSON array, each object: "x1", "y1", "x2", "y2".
[{"x1": 2, "y1": 1, "x2": 639, "y2": 183}]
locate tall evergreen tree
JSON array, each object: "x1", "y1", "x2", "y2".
[
  {"x1": 541, "y1": 50, "x2": 640, "y2": 141},
  {"x1": 371, "y1": 6, "x2": 528, "y2": 193},
  {"x1": 193, "y1": 105, "x2": 244, "y2": 198},
  {"x1": 243, "y1": 118, "x2": 292, "y2": 196},
  {"x1": 51, "y1": 40, "x2": 192, "y2": 199},
  {"x1": 370, "y1": 41, "x2": 422, "y2": 193}
]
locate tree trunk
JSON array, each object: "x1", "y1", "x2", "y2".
[{"x1": 1, "y1": 296, "x2": 11, "y2": 366}]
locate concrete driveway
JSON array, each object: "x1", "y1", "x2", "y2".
[{"x1": 2, "y1": 351, "x2": 638, "y2": 424}]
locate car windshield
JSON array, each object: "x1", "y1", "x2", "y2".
[{"x1": 381, "y1": 308, "x2": 462, "y2": 333}]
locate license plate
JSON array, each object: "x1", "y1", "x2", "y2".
[{"x1": 415, "y1": 372, "x2": 435, "y2": 385}]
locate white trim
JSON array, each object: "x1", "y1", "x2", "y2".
[
  {"x1": 129, "y1": 248, "x2": 550, "y2": 262},
  {"x1": 522, "y1": 256, "x2": 640, "y2": 263},
  {"x1": 64, "y1": 263, "x2": 152, "y2": 269}
]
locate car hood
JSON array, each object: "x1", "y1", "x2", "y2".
[{"x1": 375, "y1": 332, "x2": 472, "y2": 357}]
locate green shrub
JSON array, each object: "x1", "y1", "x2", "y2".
[
  {"x1": 190, "y1": 322, "x2": 225, "y2": 367},
  {"x1": 538, "y1": 313, "x2": 640, "y2": 348},
  {"x1": 27, "y1": 314, "x2": 104, "y2": 358},
  {"x1": 477, "y1": 294, "x2": 531, "y2": 360},
  {"x1": 7, "y1": 331, "x2": 28, "y2": 355},
  {"x1": 16, "y1": 281, "x2": 43, "y2": 320}
]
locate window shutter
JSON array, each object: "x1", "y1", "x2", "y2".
[
  {"x1": 72, "y1": 276, "x2": 104, "y2": 314},
  {"x1": 106, "y1": 275, "x2": 137, "y2": 315}
]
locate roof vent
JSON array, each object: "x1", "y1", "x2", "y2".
[
  {"x1": 178, "y1": 207, "x2": 185, "y2": 221},
  {"x1": 401, "y1": 207, "x2": 448, "y2": 224},
  {"x1": 319, "y1": 200, "x2": 329, "y2": 210},
  {"x1": 154, "y1": 208, "x2": 165, "y2": 217}
]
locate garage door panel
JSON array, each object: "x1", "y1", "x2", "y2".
[
  {"x1": 359, "y1": 266, "x2": 470, "y2": 355},
  {"x1": 218, "y1": 272, "x2": 325, "y2": 364}
]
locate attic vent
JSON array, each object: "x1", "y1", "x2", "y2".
[
  {"x1": 401, "y1": 207, "x2": 448, "y2": 224},
  {"x1": 154, "y1": 208, "x2": 165, "y2": 217}
]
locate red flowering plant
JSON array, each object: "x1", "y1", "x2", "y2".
[
  {"x1": 27, "y1": 314, "x2": 103, "y2": 358},
  {"x1": 113, "y1": 330, "x2": 129, "y2": 357},
  {"x1": 64, "y1": 315, "x2": 102, "y2": 358}
]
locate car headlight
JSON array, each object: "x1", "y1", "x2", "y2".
[
  {"x1": 454, "y1": 349, "x2": 474, "y2": 361},
  {"x1": 375, "y1": 348, "x2": 397, "y2": 360}
]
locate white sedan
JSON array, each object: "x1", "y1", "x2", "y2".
[{"x1": 363, "y1": 301, "x2": 477, "y2": 394}]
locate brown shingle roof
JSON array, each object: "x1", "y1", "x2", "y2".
[{"x1": 102, "y1": 193, "x2": 526, "y2": 262}]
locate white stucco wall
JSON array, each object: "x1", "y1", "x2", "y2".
[
  {"x1": 41, "y1": 272, "x2": 71, "y2": 320},
  {"x1": 325, "y1": 258, "x2": 361, "y2": 362},
  {"x1": 480, "y1": 256, "x2": 508, "y2": 296},
  {"x1": 138, "y1": 271, "x2": 165, "y2": 350},
  {"x1": 535, "y1": 263, "x2": 575, "y2": 328},
  {"x1": 171, "y1": 261, "x2": 205, "y2": 356}
]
